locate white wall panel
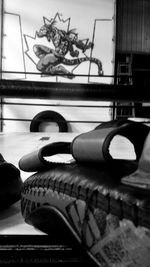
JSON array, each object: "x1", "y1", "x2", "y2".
[{"x1": 2, "y1": 100, "x2": 111, "y2": 132}]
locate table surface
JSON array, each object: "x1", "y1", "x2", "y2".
[{"x1": 0, "y1": 131, "x2": 134, "y2": 235}]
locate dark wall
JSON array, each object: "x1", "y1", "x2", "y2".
[
  {"x1": 116, "y1": 0, "x2": 150, "y2": 54},
  {"x1": 115, "y1": 0, "x2": 150, "y2": 118}
]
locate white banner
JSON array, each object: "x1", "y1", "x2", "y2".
[{"x1": 2, "y1": 0, "x2": 115, "y2": 84}]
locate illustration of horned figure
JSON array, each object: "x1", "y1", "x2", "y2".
[{"x1": 34, "y1": 16, "x2": 103, "y2": 79}]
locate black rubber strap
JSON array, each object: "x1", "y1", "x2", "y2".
[
  {"x1": 19, "y1": 120, "x2": 150, "y2": 172},
  {"x1": 71, "y1": 121, "x2": 149, "y2": 163},
  {"x1": 71, "y1": 127, "x2": 115, "y2": 163},
  {"x1": 19, "y1": 142, "x2": 71, "y2": 172}
]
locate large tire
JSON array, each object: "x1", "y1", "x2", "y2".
[{"x1": 30, "y1": 110, "x2": 68, "y2": 132}]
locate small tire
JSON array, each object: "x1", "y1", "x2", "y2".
[{"x1": 30, "y1": 110, "x2": 68, "y2": 132}]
